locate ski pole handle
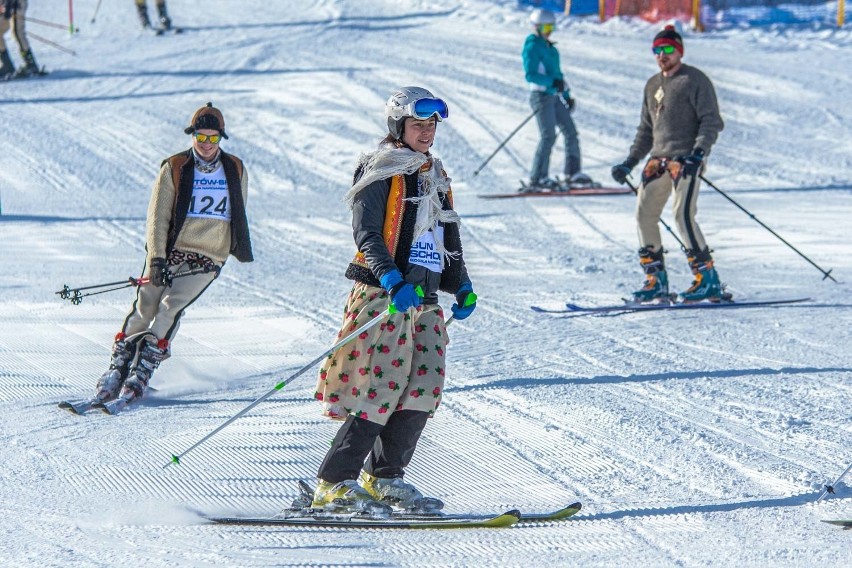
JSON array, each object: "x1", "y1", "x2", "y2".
[
  {"x1": 387, "y1": 285, "x2": 425, "y2": 315},
  {"x1": 445, "y1": 291, "x2": 478, "y2": 327}
]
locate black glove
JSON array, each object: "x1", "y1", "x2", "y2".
[
  {"x1": 149, "y1": 257, "x2": 170, "y2": 288},
  {"x1": 552, "y1": 78, "x2": 565, "y2": 92},
  {"x1": 563, "y1": 94, "x2": 575, "y2": 112},
  {"x1": 680, "y1": 148, "x2": 705, "y2": 177},
  {"x1": 611, "y1": 158, "x2": 638, "y2": 185}
]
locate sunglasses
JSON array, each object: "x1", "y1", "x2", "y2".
[
  {"x1": 652, "y1": 44, "x2": 677, "y2": 56},
  {"x1": 409, "y1": 97, "x2": 449, "y2": 121},
  {"x1": 194, "y1": 133, "x2": 222, "y2": 144},
  {"x1": 539, "y1": 23, "x2": 554, "y2": 34}
]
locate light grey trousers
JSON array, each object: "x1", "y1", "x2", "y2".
[{"x1": 529, "y1": 91, "x2": 580, "y2": 182}]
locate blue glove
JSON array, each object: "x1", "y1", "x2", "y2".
[
  {"x1": 680, "y1": 148, "x2": 705, "y2": 177},
  {"x1": 450, "y1": 282, "x2": 477, "y2": 321},
  {"x1": 611, "y1": 158, "x2": 637, "y2": 185},
  {"x1": 380, "y1": 270, "x2": 421, "y2": 312}
]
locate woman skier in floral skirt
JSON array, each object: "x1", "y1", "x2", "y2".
[{"x1": 312, "y1": 86, "x2": 477, "y2": 514}]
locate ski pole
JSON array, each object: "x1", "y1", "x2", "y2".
[
  {"x1": 28, "y1": 32, "x2": 77, "y2": 56},
  {"x1": 473, "y1": 108, "x2": 541, "y2": 176},
  {"x1": 163, "y1": 287, "x2": 426, "y2": 468},
  {"x1": 68, "y1": 0, "x2": 74, "y2": 34},
  {"x1": 25, "y1": 16, "x2": 77, "y2": 32},
  {"x1": 90, "y1": 0, "x2": 103, "y2": 23},
  {"x1": 817, "y1": 460, "x2": 852, "y2": 503},
  {"x1": 700, "y1": 175, "x2": 837, "y2": 282},
  {"x1": 625, "y1": 179, "x2": 687, "y2": 252},
  {"x1": 56, "y1": 266, "x2": 217, "y2": 305}
]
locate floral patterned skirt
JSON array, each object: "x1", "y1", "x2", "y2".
[{"x1": 315, "y1": 283, "x2": 448, "y2": 425}]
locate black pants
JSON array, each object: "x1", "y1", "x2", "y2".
[{"x1": 317, "y1": 409, "x2": 429, "y2": 483}]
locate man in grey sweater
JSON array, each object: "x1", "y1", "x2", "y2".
[{"x1": 611, "y1": 25, "x2": 725, "y2": 303}]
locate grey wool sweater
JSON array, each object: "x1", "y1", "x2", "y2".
[{"x1": 628, "y1": 63, "x2": 724, "y2": 163}]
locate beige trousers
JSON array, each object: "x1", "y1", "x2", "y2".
[
  {"x1": 120, "y1": 260, "x2": 218, "y2": 347},
  {"x1": 636, "y1": 157, "x2": 708, "y2": 254}
]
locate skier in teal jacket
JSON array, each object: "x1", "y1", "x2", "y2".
[{"x1": 522, "y1": 9, "x2": 586, "y2": 191}]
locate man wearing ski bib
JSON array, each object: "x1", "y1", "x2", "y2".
[{"x1": 91, "y1": 102, "x2": 253, "y2": 406}]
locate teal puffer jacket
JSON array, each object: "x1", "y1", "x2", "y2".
[{"x1": 522, "y1": 33, "x2": 564, "y2": 95}]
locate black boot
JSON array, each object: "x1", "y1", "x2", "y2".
[
  {"x1": 0, "y1": 50, "x2": 15, "y2": 79},
  {"x1": 12, "y1": 50, "x2": 40, "y2": 78},
  {"x1": 137, "y1": 2, "x2": 153, "y2": 28},
  {"x1": 93, "y1": 338, "x2": 138, "y2": 402},
  {"x1": 120, "y1": 340, "x2": 169, "y2": 400},
  {"x1": 157, "y1": 2, "x2": 172, "y2": 30}
]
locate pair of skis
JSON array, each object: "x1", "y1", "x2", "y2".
[
  {"x1": 531, "y1": 297, "x2": 812, "y2": 316},
  {"x1": 150, "y1": 26, "x2": 184, "y2": 36},
  {"x1": 211, "y1": 480, "x2": 581, "y2": 529},
  {"x1": 211, "y1": 502, "x2": 582, "y2": 529},
  {"x1": 58, "y1": 393, "x2": 140, "y2": 415},
  {"x1": 479, "y1": 184, "x2": 631, "y2": 200}
]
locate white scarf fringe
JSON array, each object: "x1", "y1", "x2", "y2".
[{"x1": 343, "y1": 146, "x2": 461, "y2": 265}]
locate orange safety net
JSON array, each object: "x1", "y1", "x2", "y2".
[{"x1": 602, "y1": 0, "x2": 695, "y2": 23}]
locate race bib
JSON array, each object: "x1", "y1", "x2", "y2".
[
  {"x1": 408, "y1": 226, "x2": 444, "y2": 273},
  {"x1": 187, "y1": 169, "x2": 231, "y2": 221}
]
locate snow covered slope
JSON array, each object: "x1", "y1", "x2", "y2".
[{"x1": 0, "y1": 0, "x2": 850, "y2": 565}]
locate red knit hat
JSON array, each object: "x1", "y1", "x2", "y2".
[{"x1": 653, "y1": 25, "x2": 684, "y2": 55}]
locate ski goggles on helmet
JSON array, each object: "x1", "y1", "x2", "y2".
[
  {"x1": 407, "y1": 97, "x2": 449, "y2": 121},
  {"x1": 539, "y1": 23, "x2": 554, "y2": 34},
  {"x1": 194, "y1": 132, "x2": 222, "y2": 144},
  {"x1": 652, "y1": 44, "x2": 677, "y2": 56}
]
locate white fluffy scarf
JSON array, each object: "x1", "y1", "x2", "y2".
[{"x1": 343, "y1": 145, "x2": 461, "y2": 263}]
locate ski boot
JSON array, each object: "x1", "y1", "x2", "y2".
[
  {"x1": 522, "y1": 177, "x2": 559, "y2": 193},
  {"x1": 632, "y1": 247, "x2": 671, "y2": 304},
  {"x1": 12, "y1": 50, "x2": 41, "y2": 79},
  {"x1": 156, "y1": 1, "x2": 172, "y2": 30},
  {"x1": 312, "y1": 479, "x2": 393, "y2": 516},
  {"x1": 680, "y1": 249, "x2": 724, "y2": 303},
  {"x1": 563, "y1": 172, "x2": 597, "y2": 189},
  {"x1": 93, "y1": 336, "x2": 136, "y2": 403},
  {"x1": 136, "y1": 1, "x2": 153, "y2": 28},
  {"x1": 119, "y1": 340, "x2": 169, "y2": 402},
  {"x1": 359, "y1": 470, "x2": 444, "y2": 512},
  {"x1": 0, "y1": 50, "x2": 15, "y2": 80}
]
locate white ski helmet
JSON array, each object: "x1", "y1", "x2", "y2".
[
  {"x1": 385, "y1": 86, "x2": 449, "y2": 140},
  {"x1": 529, "y1": 8, "x2": 556, "y2": 26}
]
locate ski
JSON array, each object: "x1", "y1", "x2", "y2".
[
  {"x1": 531, "y1": 297, "x2": 812, "y2": 315},
  {"x1": 1, "y1": 68, "x2": 49, "y2": 82},
  {"x1": 821, "y1": 519, "x2": 852, "y2": 528},
  {"x1": 92, "y1": 396, "x2": 132, "y2": 415},
  {"x1": 209, "y1": 509, "x2": 521, "y2": 529},
  {"x1": 58, "y1": 398, "x2": 100, "y2": 415},
  {"x1": 518, "y1": 501, "x2": 582, "y2": 522},
  {"x1": 479, "y1": 185, "x2": 630, "y2": 199}
]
